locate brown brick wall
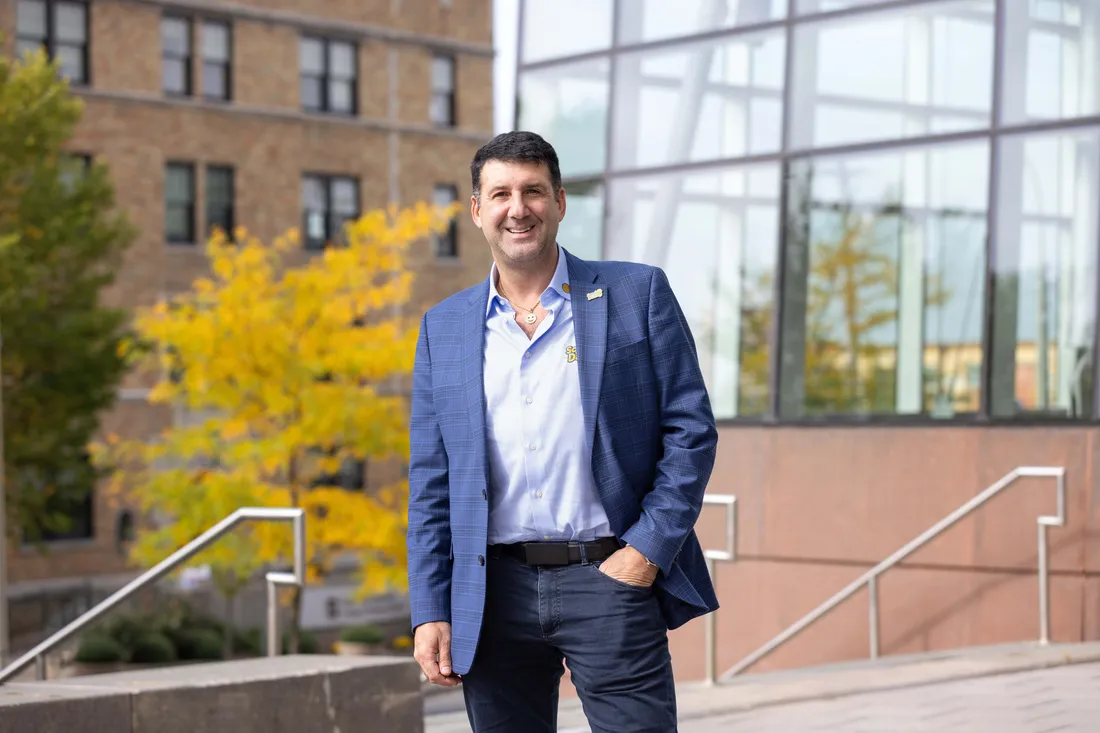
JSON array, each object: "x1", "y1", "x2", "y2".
[{"x1": 3, "y1": 0, "x2": 493, "y2": 590}]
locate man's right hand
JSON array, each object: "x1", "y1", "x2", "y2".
[{"x1": 413, "y1": 621, "x2": 460, "y2": 687}]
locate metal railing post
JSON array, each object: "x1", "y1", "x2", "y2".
[
  {"x1": 704, "y1": 557, "x2": 717, "y2": 685},
  {"x1": 700, "y1": 494, "x2": 737, "y2": 686},
  {"x1": 868, "y1": 575, "x2": 879, "y2": 660},
  {"x1": 1038, "y1": 522, "x2": 1050, "y2": 645}
]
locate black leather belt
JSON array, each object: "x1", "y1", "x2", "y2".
[{"x1": 491, "y1": 537, "x2": 620, "y2": 566}]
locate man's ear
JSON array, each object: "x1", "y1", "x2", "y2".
[{"x1": 470, "y1": 195, "x2": 481, "y2": 228}]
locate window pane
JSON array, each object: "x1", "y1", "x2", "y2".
[
  {"x1": 329, "y1": 42, "x2": 355, "y2": 78},
  {"x1": 208, "y1": 206, "x2": 233, "y2": 235},
  {"x1": 619, "y1": 0, "x2": 786, "y2": 45},
  {"x1": 518, "y1": 58, "x2": 609, "y2": 178},
  {"x1": 431, "y1": 55, "x2": 454, "y2": 92},
  {"x1": 613, "y1": 30, "x2": 785, "y2": 171},
  {"x1": 300, "y1": 77, "x2": 322, "y2": 109},
  {"x1": 430, "y1": 93, "x2": 453, "y2": 125},
  {"x1": 207, "y1": 167, "x2": 233, "y2": 203},
  {"x1": 300, "y1": 38, "x2": 324, "y2": 73},
  {"x1": 990, "y1": 129, "x2": 1099, "y2": 418},
  {"x1": 1002, "y1": 0, "x2": 1100, "y2": 124},
  {"x1": 57, "y1": 45, "x2": 85, "y2": 83},
  {"x1": 433, "y1": 185, "x2": 457, "y2": 207},
  {"x1": 202, "y1": 63, "x2": 227, "y2": 99},
  {"x1": 556, "y1": 180, "x2": 604, "y2": 262},
  {"x1": 305, "y1": 211, "x2": 327, "y2": 245},
  {"x1": 302, "y1": 177, "x2": 326, "y2": 210},
  {"x1": 17, "y1": 39, "x2": 43, "y2": 59},
  {"x1": 779, "y1": 142, "x2": 990, "y2": 418},
  {"x1": 166, "y1": 205, "x2": 193, "y2": 242},
  {"x1": 17, "y1": 0, "x2": 47, "y2": 38},
  {"x1": 162, "y1": 17, "x2": 190, "y2": 56},
  {"x1": 607, "y1": 166, "x2": 781, "y2": 419},
  {"x1": 521, "y1": 0, "x2": 612, "y2": 63},
  {"x1": 166, "y1": 165, "x2": 193, "y2": 203},
  {"x1": 797, "y1": 0, "x2": 908, "y2": 12},
  {"x1": 202, "y1": 21, "x2": 229, "y2": 61},
  {"x1": 55, "y1": 2, "x2": 86, "y2": 43},
  {"x1": 163, "y1": 58, "x2": 187, "y2": 94},
  {"x1": 789, "y1": 1, "x2": 994, "y2": 150},
  {"x1": 328, "y1": 80, "x2": 353, "y2": 113},
  {"x1": 331, "y1": 178, "x2": 358, "y2": 214}
]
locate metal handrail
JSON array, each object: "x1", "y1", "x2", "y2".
[
  {"x1": 721, "y1": 466, "x2": 1065, "y2": 679},
  {"x1": 700, "y1": 493, "x2": 737, "y2": 686},
  {"x1": 0, "y1": 507, "x2": 306, "y2": 685}
]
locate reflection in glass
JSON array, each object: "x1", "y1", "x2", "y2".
[
  {"x1": 779, "y1": 142, "x2": 989, "y2": 418},
  {"x1": 990, "y1": 130, "x2": 1098, "y2": 418},
  {"x1": 518, "y1": 59, "x2": 610, "y2": 178},
  {"x1": 521, "y1": 0, "x2": 612, "y2": 63},
  {"x1": 1002, "y1": 0, "x2": 1100, "y2": 124},
  {"x1": 557, "y1": 180, "x2": 604, "y2": 261},
  {"x1": 797, "y1": 0, "x2": 915, "y2": 13},
  {"x1": 613, "y1": 31, "x2": 785, "y2": 170},
  {"x1": 606, "y1": 166, "x2": 781, "y2": 418},
  {"x1": 789, "y1": 1, "x2": 994, "y2": 149},
  {"x1": 618, "y1": 0, "x2": 786, "y2": 45}
]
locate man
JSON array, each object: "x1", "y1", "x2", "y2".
[{"x1": 407, "y1": 130, "x2": 718, "y2": 733}]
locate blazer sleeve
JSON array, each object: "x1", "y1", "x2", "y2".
[
  {"x1": 621, "y1": 267, "x2": 718, "y2": 575},
  {"x1": 406, "y1": 312, "x2": 453, "y2": 630}
]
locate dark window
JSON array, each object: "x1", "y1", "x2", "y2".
[
  {"x1": 59, "y1": 152, "x2": 91, "y2": 190},
  {"x1": 17, "y1": 0, "x2": 89, "y2": 85},
  {"x1": 31, "y1": 454, "x2": 95, "y2": 543},
  {"x1": 201, "y1": 20, "x2": 231, "y2": 100},
  {"x1": 300, "y1": 37, "x2": 357, "y2": 114},
  {"x1": 161, "y1": 16, "x2": 192, "y2": 96},
  {"x1": 433, "y1": 184, "x2": 458, "y2": 258},
  {"x1": 206, "y1": 165, "x2": 234, "y2": 236},
  {"x1": 302, "y1": 175, "x2": 360, "y2": 249},
  {"x1": 165, "y1": 163, "x2": 196, "y2": 243},
  {"x1": 430, "y1": 55, "x2": 456, "y2": 127}
]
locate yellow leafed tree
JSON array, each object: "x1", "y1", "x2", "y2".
[{"x1": 93, "y1": 202, "x2": 456, "y2": 651}]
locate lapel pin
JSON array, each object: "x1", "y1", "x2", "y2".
[
  {"x1": 587, "y1": 288, "x2": 603, "y2": 301},
  {"x1": 562, "y1": 283, "x2": 571, "y2": 293}
]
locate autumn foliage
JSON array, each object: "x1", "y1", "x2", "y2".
[{"x1": 93, "y1": 204, "x2": 457, "y2": 643}]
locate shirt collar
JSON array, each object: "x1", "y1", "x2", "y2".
[{"x1": 486, "y1": 244, "x2": 571, "y2": 317}]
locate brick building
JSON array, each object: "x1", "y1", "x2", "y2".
[{"x1": 1, "y1": 0, "x2": 494, "y2": 644}]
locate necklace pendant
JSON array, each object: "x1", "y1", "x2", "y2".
[{"x1": 524, "y1": 312, "x2": 537, "y2": 325}]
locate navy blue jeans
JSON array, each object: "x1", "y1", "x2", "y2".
[{"x1": 461, "y1": 549, "x2": 677, "y2": 733}]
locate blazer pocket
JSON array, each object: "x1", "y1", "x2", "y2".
[{"x1": 605, "y1": 338, "x2": 647, "y2": 366}]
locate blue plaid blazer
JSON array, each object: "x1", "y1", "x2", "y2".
[{"x1": 407, "y1": 249, "x2": 719, "y2": 675}]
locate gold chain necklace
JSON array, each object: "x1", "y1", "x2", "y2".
[{"x1": 498, "y1": 283, "x2": 540, "y2": 325}]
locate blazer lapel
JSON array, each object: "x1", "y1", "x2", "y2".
[
  {"x1": 566, "y1": 250, "x2": 606, "y2": 454},
  {"x1": 461, "y1": 283, "x2": 489, "y2": 483}
]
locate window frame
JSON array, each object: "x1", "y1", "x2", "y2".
[
  {"x1": 301, "y1": 173, "x2": 361, "y2": 250},
  {"x1": 430, "y1": 54, "x2": 457, "y2": 127},
  {"x1": 200, "y1": 18, "x2": 233, "y2": 102},
  {"x1": 165, "y1": 162, "x2": 197, "y2": 245},
  {"x1": 161, "y1": 14, "x2": 193, "y2": 97},
  {"x1": 16, "y1": 0, "x2": 90, "y2": 86},
  {"x1": 432, "y1": 183, "x2": 459, "y2": 258},
  {"x1": 299, "y1": 36, "x2": 359, "y2": 116}
]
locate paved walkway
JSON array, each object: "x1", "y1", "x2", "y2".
[{"x1": 425, "y1": 642, "x2": 1100, "y2": 732}]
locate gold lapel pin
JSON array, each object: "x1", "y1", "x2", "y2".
[{"x1": 562, "y1": 283, "x2": 571, "y2": 293}]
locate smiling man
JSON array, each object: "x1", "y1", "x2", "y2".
[{"x1": 407, "y1": 131, "x2": 719, "y2": 733}]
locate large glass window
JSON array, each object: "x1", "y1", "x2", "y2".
[
  {"x1": 778, "y1": 141, "x2": 989, "y2": 418},
  {"x1": 558, "y1": 180, "x2": 605, "y2": 261},
  {"x1": 788, "y1": 1, "x2": 994, "y2": 150},
  {"x1": 990, "y1": 129, "x2": 1099, "y2": 419},
  {"x1": 607, "y1": 165, "x2": 781, "y2": 418},
  {"x1": 518, "y1": 58, "x2": 610, "y2": 178},
  {"x1": 521, "y1": 0, "x2": 613, "y2": 64},
  {"x1": 1002, "y1": 0, "x2": 1100, "y2": 124},
  {"x1": 17, "y1": 0, "x2": 88, "y2": 85},
  {"x1": 618, "y1": 0, "x2": 786, "y2": 45},
  {"x1": 613, "y1": 30, "x2": 785, "y2": 171},
  {"x1": 300, "y1": 37, "x2": 357, "y2": 115}
]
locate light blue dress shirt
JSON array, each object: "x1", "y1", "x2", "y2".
[{"x1": 482, "y1": 245, "x2": 612, "y2": 545}]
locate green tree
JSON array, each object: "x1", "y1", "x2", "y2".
[{"x1": 0, "y1": 47, "x2": 135, "y2": 541}]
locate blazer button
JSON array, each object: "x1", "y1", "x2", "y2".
[
  {"x1": 481, "y1": 489, "x2": 487, "y2": 500},
  {"x1": 477, "y1": 555, "x2": 485, "y2": 566}
]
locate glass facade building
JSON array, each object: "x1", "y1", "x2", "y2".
[{"x1": 515, "y1": 0, "x2": 1100, "y2": 424}]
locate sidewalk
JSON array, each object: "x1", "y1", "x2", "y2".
[{"x1": 425, "y1": 642, "x2": 1100, "y2": 732}]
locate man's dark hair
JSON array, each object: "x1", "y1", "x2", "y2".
[{"x1": 470, "y1": 131, "x2": 562, "y2": 203}]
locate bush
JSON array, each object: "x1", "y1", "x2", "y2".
[
  {"x1": 339, "y1": 625, "x2": 384, "y2": 645},
  {"x1": 101, "y1": 612, "x2": 163, "y2": 652},
  {"x1": 74, "y1": 633, "x2": 126, "y2": 664},
  {"x1": 234, "y1": 627, "x2": 262, "y2": 657},
  {"x1": 276, "y1": 630, "x2": 319, "y2": 655},
  {"x1": 173, "y1": 628, "x2": 224, "y2": 661},
  {"x1": 130, "y1": 632, "x2": 178, "y2": 664}
]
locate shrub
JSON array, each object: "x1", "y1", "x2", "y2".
[
  {"x1": 339, "y1": 625, "x2": 384, "y2": 645},
  {"x1": 278, "y1": 630, "x2": 319, "y2": 655},
  {"x1": 74, "y1": 633, "x2": 127, "y2": 664},
  {"x1": 130, "y1": 633, "x2": 178, "y2": 664},
  {"x1": 174, "y1": 628, "x2": 225, "y2": 661},
  {"x1": 234, "y1": 627, "x2": 262, "y2": 656}
]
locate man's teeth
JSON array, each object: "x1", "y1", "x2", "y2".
[{"x1": 507, "y1": 226, "x2": 533, "y2": 233}]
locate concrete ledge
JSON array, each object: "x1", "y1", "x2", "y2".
[{"x1": 1, "y1": 655, "x2": 423, "y2": 733}]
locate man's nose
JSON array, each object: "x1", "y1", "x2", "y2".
[{"x1": 507, "y1": 194, "x2": 530, "y2": 219}]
